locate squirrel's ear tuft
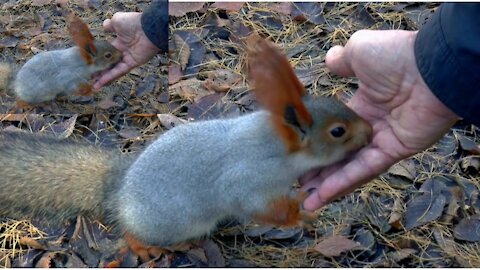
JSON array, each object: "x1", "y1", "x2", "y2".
[
  {"x1": 247, "y1": 35, "x2": 312, "y2": 152},
  {"x1": 68, "y1": 13, "x2": 96, "y2": 64}
]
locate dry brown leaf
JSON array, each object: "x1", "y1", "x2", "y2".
[
  {"x1": 168, "y1": 63, "x2": 183, "y2": 85},
  {"x1": 388, "y1": 159, "x2": 417, "y2": 180},
  {"x1": 203, "y1": 69, "x2": 242, "y2": 92},
  {"x1": 173, "y1": 34, "x2": 190, "y2": 70},
  {"x1": 97, "y1": 95, "x2": 119, "y2": 110},
  {"x1": 19, "y1": 236, "x2": 47, "y2": 250},
  {"x1": 268, "y1": 2, "x2": 293, "y2": 15},
  {"x1": 388, "y1": 197, "x2": 404, "y2": 229},
  {"x1": 170, "y1": 78, "x2": 214, "y2": 102},
  {"x1": 443, "y1": 186, "x2": 461, "y2": 223},
  {"x1": 211, "y1": 2, "x2": 245, "y2": 12},
  {"x1": 314, "y1": 235, "x2": 362, "y2": 257},
  {"x1": 49, "y1": 114, "x2": 77, "y2": 139},
  {"x1": 157, "y1": 113, "x2": 187, "y2": 130},
  {"x1": 169, "y1": 2, "x2": 205, "y2": 17}
]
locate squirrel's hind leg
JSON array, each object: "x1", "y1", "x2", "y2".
[
  {"x1": 121, "y1": 233, "x2": 198, "y2": 265},
  {"x1": 252, "y1": 191, "x2": 316, "y2": 227}
]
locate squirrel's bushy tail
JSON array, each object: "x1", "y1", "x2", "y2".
[{"x1": 0, "y1": 132, "x2": 133, "y2": 223}]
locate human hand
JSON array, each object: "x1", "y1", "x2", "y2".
[
  {"x1": 301, "y1": 30, "x2": 459, "y2": 211},
  {"x1": 93, "y1": 12, "x2": 160, "y2": 90}
]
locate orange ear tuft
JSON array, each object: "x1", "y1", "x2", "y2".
[
  {"x1": 68, "y1": 13, "x2": 95, "y2": 64},
  {"x1": 247, "y1": 35, "x2": 313, "y2": 152}
]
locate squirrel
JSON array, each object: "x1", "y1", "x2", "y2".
[
  {"x1": 0, "y1": 14, "x2": 122, "y2": 108},
  {"x1": 0, "y1": 37, "x2": 372, "y2": 262}
]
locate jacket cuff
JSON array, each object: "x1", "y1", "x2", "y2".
[
  {"x1": 414, "y1": 4, "x2": 480, "y2": 126},
  {"x1": 141, "y1": 0, "x2": 168, "y2": 52}
]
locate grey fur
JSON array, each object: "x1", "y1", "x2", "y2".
[
  {"x1": 0, "y1": 97, "x2": 371, "y2": 246},
  {"x1": 14, "y1": 40, "x2": 120, "y2": 103}
]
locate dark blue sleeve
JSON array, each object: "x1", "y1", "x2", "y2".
[
  {"x1": 414, "y1": 3, "x2": 480, "y2": 126},
  {"x1": 141, "y1": 0, "x2": 168, "y2": 52}
]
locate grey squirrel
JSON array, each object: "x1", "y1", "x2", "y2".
[
  {"x1": 0, "y1": 14, "x2": 122, "y2": 107},
  {"x1": 0, "y1": 37, "x2": 372, "y2": 262}
]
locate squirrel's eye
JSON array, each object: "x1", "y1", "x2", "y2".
[
  {"x1": 329, "y1": 125, "x2": 346, "y2": 138},
  {"x1": 104, "y1": 52, "x2": 112, "y2": 59}
]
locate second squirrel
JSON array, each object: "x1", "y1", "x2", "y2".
[{"x1": 0, "y1": 14, "x2": 122, "y2": 106}]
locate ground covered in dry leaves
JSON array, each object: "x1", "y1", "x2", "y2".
[{"x1": 1, "y1": 1, "x2": 480, "y2": 268}]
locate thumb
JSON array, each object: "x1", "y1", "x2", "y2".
[
  {"x1": 326, "y1": 45, "x2": 354, "y2": 77},
  {"x1": 103, "y1": 18, "x2": 113, "y2": 32}
]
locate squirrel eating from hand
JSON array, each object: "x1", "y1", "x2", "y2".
[
  {"x1": 0, "y1": 14, "x2": 122, "y2": 108},
  {"x1": 0, "y1": 37, "x2": 372, "y2": 262}
]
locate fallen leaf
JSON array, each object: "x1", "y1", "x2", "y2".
[
  {"x1": 245, "y1": 225, "x2": 274, "y2": 237},
  {"x1": 419, "y1": 178, "x2": 448, "y2": 196},
  {"x1": 453, "y1": 215, "x2": 480, "y2": 242},
  {"x1": 353, "y1": 228, "x2": 375, "y2": 250},
  {"x1": 186, "y1": 248, "x2": 207, "y2": 267},
  {"x1": 404, "y1": 193, "x2": 446, "y2": 230},
  {"x1": 173, "y1": 31, "x2": 206, "y2": 76},
  {"x1": 263, "y1": 228, "x2": 303, "y2": 240},
  {"x1": 32, "y1": 0, "x2": 52, "y2": 7},
  {"x1": 169, "y1": 2, "x2": 205, "y2": 17},
  {"x1": 251, "y1": 11, "x2": 283, "y2": 31},
  {"x1": 201, "y1": 239, "x2": 225, "y2": 267},
  {"x1": 227, "y1": 259, "x2": 257, "y2": 267},
  {"x1": 64, "y1": 253, "x2": 88, "y2": 268},
  {"x1": 203, "y1": 69, "x2": 242, "y2": 92},
  {"x1": 0, "y1": 36, "x2": 19, "y2": 48},
  {"x1": 435, "y1": 132, "x2": 457, "y2": 156},
  {"x1": 12, "y1": 249, "x2": 43, "y2": 267},
  {"x1": 211, "y1": 2, "x2": 245, "y2": 11},
  {"x1": 173, "y1": 34, "x2": 190, "y2": 70},
  {"x1": 136, "y1": 74, "x2": 158, "y2": 96},
  {"x1": 157, "y1": 113, "x2": 187, "y2": 129},
  {"x1": 19, "y1": 236, "x2": 47, "y2": 250},
  {"x1": 443, "y1": 186, "x2": 461, "y2": 223},
  {"x1": 268, "y1": 2, "x2": 293, "y2": 15},
  {"x1": 388, "y1": 159, "x2": 417, "y2": 180},
  {"x1": 187, "y1": 93, "x2": 226, "y2": 120},
  {"x1": 291, "y1": 2, "x2": 325, "y2": 24},
  {"x1": 48, "y1": 114, "x2": 77, "y2": 139},
  {"x1": 170, "y1": 78, "x2": 213, "y2": 102},
  {"x1": 118, "y1": 128, "x2": 142, "y2": 140},
  {"x1": 374, "y1": 248, "x2": 416, "y2": 267},
  {"x1": 314, "y1": 235, "x2": 362, "y2": 257},
  {"x1": 294, "y1": 66, "x2": 325, "y2": 87},
  {"x1": 168, "y1": 63, "x2": 183, "y2": 85},
  {"x1": 97, "y1": 95, "x2": 120, "y2": 110},
  {"x1": 388, "y1": 197, "x2": 404, "y2": 229},
  {"x1": 456, "y1": 133, "x2": 480, "y2": 154}
]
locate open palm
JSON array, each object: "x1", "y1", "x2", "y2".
[
  {"x1": 93, "y1": 12, "x2": 160, "y2": 90},
  {"x1": 301, "y1": 30, "x2": 459, "y2": 211}
]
